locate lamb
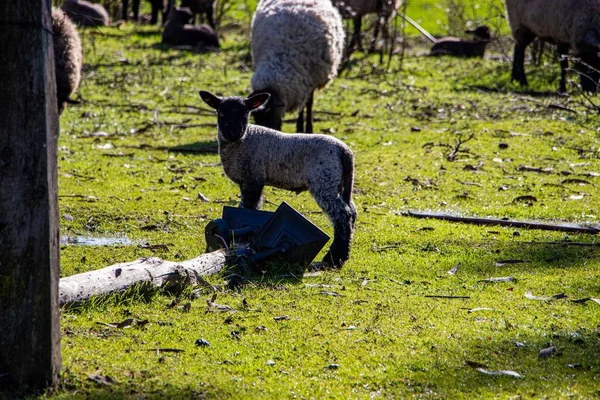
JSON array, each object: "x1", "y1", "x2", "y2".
[
  {"x1": 122, "y1": 0, "x2": 173, "y2": 24},
  {"x1": 505, "y1": 0, "x2": 600, "y2": 93},
  {"x1": 334, "y1": 0, "x2": 401, "y2": 53},
  {"x1": 52, "y1": 8, "x2": 83, "y2": 114},
  {"x1": 250, "y1": 0, "x2": 345, "y2": 133},
  {"x1": 162, "y1": 7, "x2": 220, "y2": 48},
  {"x1": 180, "y1": 0, "x2": 215, "y2": 29},
  {"x1": 199, "y1": 90, "x2": 357, "y2": 268},
  {"x1": 430, "y1": 25, "x2": 492, "y2": 58},
  {"x1": 61, "y1": 0, "x2": 110, "y2": 27}
]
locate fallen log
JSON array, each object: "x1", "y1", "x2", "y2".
[
  {"x1": 403, "y1": 210, "x2": 600, "y2": 234},
  {"x1": 59, "y1": 249, "x2": 235, "y2": 306}
]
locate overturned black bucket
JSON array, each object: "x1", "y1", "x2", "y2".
[{"x1": 204, "y1": 202, "x2": 329, "y2": 266}]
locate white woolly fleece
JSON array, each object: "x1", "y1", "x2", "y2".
[
  {"x1": 505, "y1": 0, "x2": 600, "y2": 53},
  {"x1": 250, "y1": 0, "x2": 345, "y2": 113}
]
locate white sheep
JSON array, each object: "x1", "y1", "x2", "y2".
[
  {"x1": 505, "y1": 0, "x2": 600, "y2": 92},
  {"x1": 52, "y1": 8, "x2": 83, "y2": 114},
  {"x1": 250, "y1": 0, "x2": 345, "y2": 133},
  {"x1": 61, "y1": 0, "x2": 110, "y2": 27},
  {"x1": 199, "y1": 90, "x2": 357, "y2": 268},
  {"x1": 334, "y1": 0, "x2": 401, "y2": 53}
]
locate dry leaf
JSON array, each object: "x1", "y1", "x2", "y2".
[
  {"x1": 525, "y1": 291, "x2": 567, "y2": 301},
  {"x1": 273, "y1": 315, "x2": 289, "y2": 321},
  {"x1": 512, "y1": 195, "x2": 537, "y2": 204},
  {"x1": 495, "y1": 260, "x2": 526, "y2": 267},
  {"x1": 448, "y1": 262, "x2": 461, "y2": 275},
  {"x1": 476, "y1": 368, "x2": 522, "y2": 378},
  {"x1": 538, "y1": 345, "x2": 557, "y2": 359},
  {"x1": 195, "y1": 338, "x2": 210, "y2": 347},
  {"x1": 320, "y1": 291, "x2": 344, "y2": 297},
  {"x1": 88, "y1": 374, "x2": 116, "y2": 385},
  {"x1": 479, "y1": 277, "x2": 516, "y2": 283},
  {"x1": 468, "y1": 308, "x2": 496, "y2": 313},
  {"x1": 116, "y1": 318, "x2": 134, "y2": 329}
]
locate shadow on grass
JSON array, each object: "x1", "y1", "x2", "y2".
[
  {"x1": 168, "y1": 140, "x2": 218, "y2": 154},
  {"x1": 0, "y1": 382, "x2": 225, "y2": 400}
]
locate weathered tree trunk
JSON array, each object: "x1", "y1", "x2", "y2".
[
  {"x1": 59, "y1": 251, "x2": 233, "y2": 306},
  {"x1": 0, "y1": 0, "x2": 61, "y2": 390}
]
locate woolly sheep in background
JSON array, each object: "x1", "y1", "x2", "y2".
[
  {"x1": 334, "y1": 0, "x2": 401, "y2": 53},
  {"x1": 199, "y1": 90, "x2": 357, "y2": 268},
  {"x1": 52, "y1": 8, "x2": 83, "y2": 114},
  {"x1": 162, "y1": 7, "x2": 220, "y2": 48},
  {"x1": 250, "y1": 0, "x2": 345, "y2": 133},
  {"x1": 505, "y1": 0, "x2": 600, "y2": 93},
  {"x1": 61, "y1": 0, "x2": 110, "y2": 27}
]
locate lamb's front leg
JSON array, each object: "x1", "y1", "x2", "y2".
[{"x1": 240, "y1": 183, "x2": 264, "y2": 209}]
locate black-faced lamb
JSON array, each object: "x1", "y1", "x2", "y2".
[
  {"x1": 334, "y1": 0, "x2": 401, "y2": 53},
  {"x1": 180, "y1": 0, "x2": 215, "y2": 28},
  {"x1": 52, "y1": 8, "x2": 83, "y2": 114},
  {"x1": 122, "y1": 0, "x2": 173, "y2": 24},
  {"x1": 430, "y1": 25, "x2": 492, "y2": 58},
  {"x1": 505, "y1": 0, "x2": 600, "y2": 93},
  {"x1": 250, "y1": 0, "x2": 345, "y2": 133},
  {"x1": 162, "y1": 7, "x2": 219, "y2": 48},
  {"x1": 61, "y1": 0, "x2": 110, "y2": 27},
  {"x1": 199, "y1": 90, "x2": 357, "y2": 268}
]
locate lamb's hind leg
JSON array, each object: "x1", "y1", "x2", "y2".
[
  {"x1": 240, "y1": 183, "x2": 264, "y2": 209},
  {"x1": 311, "y1": 189, "x2": 354, "y2": 268}
]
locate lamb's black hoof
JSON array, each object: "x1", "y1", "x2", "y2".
[{"x1": 321, "y1": 250, "x2": 345, "y2": 269}]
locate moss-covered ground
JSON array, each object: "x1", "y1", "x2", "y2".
[{"x1": 5, "y1": 0, "x2": 600, "y2": 398}]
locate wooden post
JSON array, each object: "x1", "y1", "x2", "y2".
[{"x1": 0, "y1": 0, "x2": 61, "y2": 390}]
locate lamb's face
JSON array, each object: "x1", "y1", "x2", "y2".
[
  {"x1": 199, "y1": 90, "x2": 271, "y2": 141},
  {"x1": 216, "y1": 98, "x2": 250, "y2": 142}
]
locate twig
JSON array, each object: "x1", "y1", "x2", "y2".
[
  {"x1": 403, "y1": 210, "x2": 600, "y2": 234},
  {"x1": 424, "y1": 295, "x2": 470, "y2": 299}
]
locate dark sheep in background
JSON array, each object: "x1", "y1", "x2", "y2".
[
  {"x1": 430, "y1": 25, "x2": 492, "y2": 58},
  {"x1": 180, "y1": 0, "x2": 215, "y2": 29},
  {"x1": 333, "y1": 0, "x2": 401, "y2": 53},
  {"x1": 61, "y1": 0, "x2": 110, "y2": 27},
  {"x1": 199, "y1": 90, "x2": 357, "y2": 268},
  {"x1": 505, "y1": 0, "x2": 600, "y2": 93},
  {"x1": 52, "y1": 8, "x2": 83, "y2": 114},
  {"x1": 162, "y1": 7, "x2": 219, "y2": 48},
  {"x1": 122, "y1": 0, "x2": 173, "y2": 24}
]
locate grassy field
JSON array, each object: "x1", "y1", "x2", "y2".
[{"x1": 6, "y1": 1, "x2": 600, "y2": 398}]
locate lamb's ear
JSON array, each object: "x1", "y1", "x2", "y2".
[
  {"x1": 245, "y1": 92, "x2": 271, "y2": 111},
  {"x1": 199, "y1": 90, "x2": 221, "y2": 109}
]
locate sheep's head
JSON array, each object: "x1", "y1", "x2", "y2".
[
  {"x1": 251, "y1": 89, "x2": 285, "y2": 131},
  {"x1": 465, "y1": 26, "x2": 491, "y2": 41},
  {"x1": 168, "y1": 7, "x2": 194, "y2": 24},
  {"x1": 199, "y1": 90, "x2": 270, "y2": 142}
]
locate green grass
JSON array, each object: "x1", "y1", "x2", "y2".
[{"x1": 7, "y1": 2, "x2": 600, "y2": 398}]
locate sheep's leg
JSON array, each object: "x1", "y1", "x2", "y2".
[
  {"x1": 511, "y1": 30, "x2": 535, "y2": 87},
  {"x1": 305, "y1": 91, "x2": 314, "y2": 134},
  {"x1": 296, "y1": 107, "x2": 304, "y2": 133},
  {"x1": 311, "y1": 188, "x2": 354, "y2": 268},
  {"x1": 207, "y1": 5, "x2": 216, "y2": 29},
  {"x1": 557, "y1": 44, "x2": 569, "y2": 94},
  {"x1": 150, "y1": 0, "x2": 160, "y2": 24},
  {"x1": 132, "y1": 0, "x2": 140, "y2": 20},
  {"x1": 122, "y1": 0, "x2": 129, "y2": 20},
  {"x1": 348, "y1": 17, "x2": 363, "y2": 53},
  {"x1": 578, "y1": 53, "x2": 600, "y2": 92},
  {"x1": 240, "y1": 183, "x2": 264, "y2": 210}
]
